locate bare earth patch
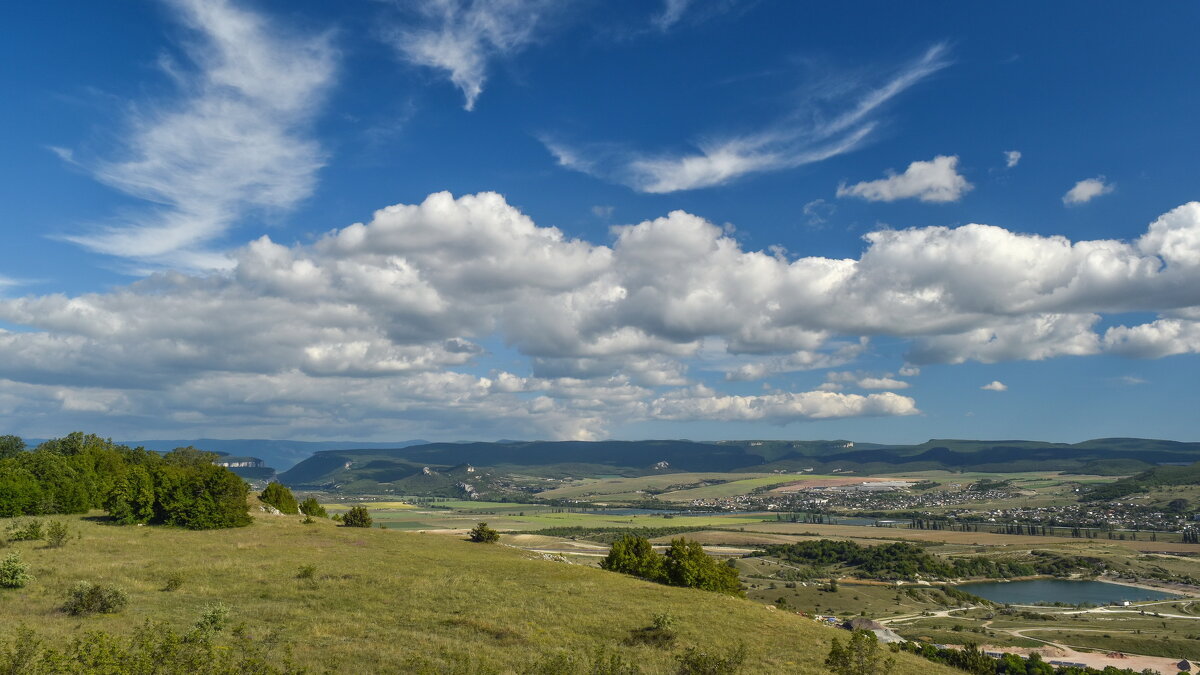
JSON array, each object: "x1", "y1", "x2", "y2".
[{"x1": 771, "y1": 477, "x2": 896, "y2": 492}]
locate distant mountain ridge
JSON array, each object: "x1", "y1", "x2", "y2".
[
  {"x1": 276, "y1": 437, "x2": 1200, "y2": 495},
  {"x1": 121, "y1": 438, "x2": 430, "y2": 471}
]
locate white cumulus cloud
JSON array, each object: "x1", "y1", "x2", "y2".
[
  {"x1": 837, "y1": 155, "x2": 973, "y2": 203},
  {"x1": 649, "y1": 387, "x2": 919, "y2": 422},
  {"x1": 5, "y1": 193, "x2": 1200, "y2": 439},
  {"x1": 1063, "y1": 177, "x2": 1114, "y2": 205},
  {"x1": 1004, "y1": 150, "x2": 1021, "y2": 168},
  {"x1": 980, "y1": 381, "x2": 1007, "y2": 391}
]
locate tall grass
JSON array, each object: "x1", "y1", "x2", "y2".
[{"x1": 0, "y1": 512, "x2": 954, "y2": 674}]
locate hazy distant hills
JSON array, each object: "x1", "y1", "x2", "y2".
[
  {"x1": 276, "y1": 437, "x2": 1200, "y2": 494},
  {"x1": 121, "y1": 438, "x2": 430, "y2": 471}
]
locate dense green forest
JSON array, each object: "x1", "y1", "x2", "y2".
[
  {"x1": 0, "y1": 433, "x2": 250, "y2": 529},
  {"x1": 752, "y1": 540, "x2": 1097, "y2": 581}
]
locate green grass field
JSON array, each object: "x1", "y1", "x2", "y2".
[
  {"x1": 659, "y1": 475, "x2": 808, "y2": 501},
  {"x1": 1020, "y1": 628, "x2": 1200, "y2": 660},
  {"x1": 0, "y1": 511, "x2": 958, "y2": 674},
  {"x1": 323, "y1": 500, "x2": 773, "y2": 533},
  {"x1": 533, "y1": 472, "x2": 803, "y2": 500}
]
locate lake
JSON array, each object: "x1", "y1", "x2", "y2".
[{"x1": 955, "y1": 579, "x2": 1177, "y2": 605}]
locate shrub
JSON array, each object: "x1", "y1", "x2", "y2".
[
  {"x1": 342, "y1": 506, "x2": 372, "y2": 528},
  {"x1": 626, "y1": 613, "x2": 678, "y2": 648},
  {"x1": 469, "y1": 522, "x2": 500, "y2": 543},
  {"x1": 676, "y1": 643, "x2": 747, "y2": 675},
  {"x1": 62, "y1": 581, "x2": 129, "y2": 615},
  {"x1": 524, "y1": 647, "x2": 642, "y2": 675},
  {"x1": 0, "y1": 552, "x2": 32, "y2": 588},
  {"x1": 825, "y1": 630, "x2": 895, "y2": 675},
  {"x1": 194, "y1": 603, "x2": 231, "y2": 635},
  {"x1": 0, "y1": 611, "x2": 302, "y2": 674},
  {"x1": 7, "y1": 519, "x2": 43, "y2": 542},
  {"x1": 45, "y1": 520, "x2": 70, "y2": 548},
  {"x1": 259, "y1": 482, "x2": 299, "y2": 514},
  {"x1": 162, "y1": 572, "x2": 185, "y2": 592},
  {"x1": 299, "y1": 497, "x2": 327, "y2": 518}
]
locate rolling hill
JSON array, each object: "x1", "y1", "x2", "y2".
[{"x1": 0, "y1": 511, "x2": 955, "y2": 674}]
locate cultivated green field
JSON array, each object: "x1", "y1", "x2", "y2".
[
  {"x1": 659, "y1": 475, "x2": 811, "y2": 501},
  {"x1": 0, "y1": 511, "x2": 959, "y2": 674},
  {"x1": 533, "y1": 472, "x2": 793, "y2": 500},
  {"x1": 322, "y1": 499, "x2": 771, "y2": 532}
]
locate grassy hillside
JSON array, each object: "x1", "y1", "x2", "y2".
[{"x1": 0, "y1": 512, "x2": 956, "y2": 674}]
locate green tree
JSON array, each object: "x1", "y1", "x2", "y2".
[
  {"x1": 824, "y1": 630, "x2": 894, "y2": 675},
  {"x1": 998, "y1": 653, "x2": 1027, "y2": 673},
  {"x1": 661, "y1": 538, "x2": 742, "y2": 596},
  {"x1": 468, "y1": 522, "x2": 500, "y2": 543},
  {"x1": 259, "y1": 482, "x2": 299, "y2": 514},
  {"x1": 298, "y1": 497, "x2": 327, "y2": 518},
  {"x1": 601, "y1": 534, "x2": 663, "y2": 580},
  {"x1": 153, "y1": 462, "x2": 252, "y2": 530},
  {"x1": 0, "y1": 435, "x2": 25, "y2": 460},
  {"x1": 22, "y1": 450, "x2": 90, "y2": 514},
  {"x1": 342, "y1": 506, "x2": 372, "y2": 528},
  {"x1": 105, "y1": 464, "x2": 157, "y2": 525},
  {"x1": 0, "y1": 462, "x2": 43, "y2": 517}
]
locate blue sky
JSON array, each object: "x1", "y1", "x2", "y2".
[{"x1": 1, "y1": 0, "x2": 1198, "y2": 444}]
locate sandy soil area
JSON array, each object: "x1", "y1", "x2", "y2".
[
  {"x1": 980, "y1": 641, "x2": 1188, "y2": 674},
  {"x1": 771, "y1": 477, "x2": 896, "y2": 492}
]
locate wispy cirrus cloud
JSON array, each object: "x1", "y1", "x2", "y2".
[
  {"x1": 56, "y1": 0, "x2": 336, "y2": 272},
  {"x1": 385, "y1": 0, "x2": 557, "y2": 111},
  {"x1": 544, "y1": 43, "x2": 952, "y2": 193},
  {"x1": 653, "y1": 0, "x2": 695, "y2": 31}
]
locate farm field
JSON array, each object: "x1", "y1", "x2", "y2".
[
  {"x1": 0, "y1": 511, "x2": 956, "y2": 675},
  {"x1": 532, "y1": 472, "x2": 803, "y2": 500},
  {"x1": 659, "y1": 475, "x2": 816, "y2": 500},
  {"x1": 738, "y1": 521, "x2": 1200, "y2": 553},
  {"x1": 1019, "y1": 627, "x2": 1200, "y2": 660},
  {"x1": 322, "y1": 499, "x2": 772, "y2": 532}
]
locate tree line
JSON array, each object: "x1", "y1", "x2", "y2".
[
  {"x1": 0, "y1": 432, "x2": 251, "y2": 529},
  {"x1": 753, "y1": 539, "x2": 1098, "y2": 581}
]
